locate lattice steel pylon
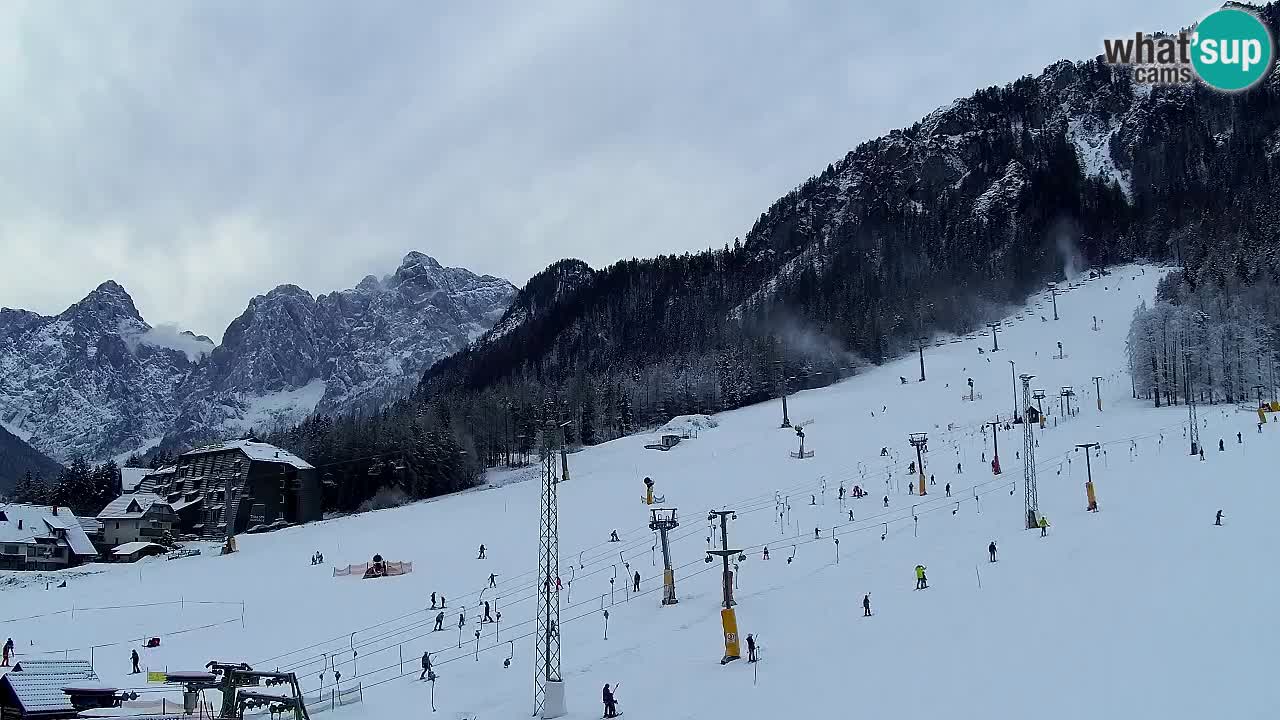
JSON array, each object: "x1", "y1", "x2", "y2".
[
  {"x1": 533, "y1": 429, "x2": 566, "y2": 718},
  {"x1": 1020, "y1": 374, "x2": 1040, "y2": 529}
]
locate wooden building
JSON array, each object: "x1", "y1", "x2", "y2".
[
  {"x1": 137, "y1": 441, "x2": 319, "y2": 540},
  {"x1": 0, "y1": 505, "x2": 98, "y2": 571},
  {"x1": 96, "y1": 494, "x2": 177, "y2": 547}
]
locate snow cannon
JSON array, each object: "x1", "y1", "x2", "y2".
[
  {"x1": 643, "y1": 477, "x2": 655, "y2": 505},
  {"x1": 1085, "y1": 480, "x2": 1098, "y2": 512}
]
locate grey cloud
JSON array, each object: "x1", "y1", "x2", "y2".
[{"x1": 0, "y1": 0, "x2": 1210, "y2": 341}]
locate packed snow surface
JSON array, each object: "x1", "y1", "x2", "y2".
[{"x1": 1, "y1": 265, "x2": 1275, "y2": 719}]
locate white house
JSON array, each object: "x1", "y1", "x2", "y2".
[
  {"x1": 0, "y1": 504, "x2": 98, "y2": 571},
  {"x1": 97, "y1": 493, "x2": 178, "y2": 547}
]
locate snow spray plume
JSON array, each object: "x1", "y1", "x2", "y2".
[
  {"x1": 1052, "y1": 217, "x2": 1085, "y2": 281},
  {"x1": 768, "y1": 310, "x2": 868, "y2": 370}
]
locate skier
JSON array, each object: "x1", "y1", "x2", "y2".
[
  {"x1": 633, "y1": 571, "x2": 640, "y2": 593},
  {"x1": 1, "y1": 638, "x2": 12, "y2": 666},
  {"x1": 915, "y1": 565, "x2": 928, "y2": 590},
  {"x1": 1237, "y1": 432, "x2": 1242, "y2": 444},
  {"x1": 930, "y1": 474, "x2": 936, "y2": 486},
  {"x1": 862, "y1": 593, "x2": 872, "y2": 617},
  {"x1": 489, "y1": 573, "x2": 497, "y2": 588},
  {"x1": 1039, "y1": 516, "x2": 1050, "y2": 537},
  {"x1": 880, "y1": 447, "x2": 888, "y2": 457},
  {"x1": 838, "y1": 486, "x2": 845, "y2": 501},
  {"x1": 483, "y1": 601, "x2": 493, "y2": 623},
  {"x1": 810, "y1": 495, "x2": 816, "y2": 505},
  {"x1": 814, "y1": 527, "x2": 820, "y2": 539},
  {"x1": 440, "y1": 595, "x2": 446, "y2": 608},
  {"x1": 957, "y1": 462, "x2": 962, "y2": 474},
  {"x1": 762, "y1": 547, "x2": 769, "y2": 560},
  {"x1": 430, "y1": 592, "x2": 437, "y2": 609},
  {"x1": 848, "y1": 509, "x2": 854, "y2": 521},
  {"x1": 988, "y1": 541, "x2": 997, "y2": 563},
  {"x1": 317, "y1": 551, "x2": 323, "y2": 564},
  {"x1": 458, "y1": 612, "x2": 465, "y2": 629},
  {"x1": 883, "y1": 496, "x2": 889, "y2": 508},
  {"x1": 478, "y1": 544, "x2": 486, "y2": 559},
  {"x1": 603, "y1": 683, "x2": 619, "y2": 718},
  {"x1": 130, "y1": 649, "x2": 141, "y2": 674},
  {"x1": 1218, "y1": 439, "x2": 1225, "y2": 452},
  {"x1": 746, "y1": 633, "x2": 757, "y2": 662},
  {"x1": 1215, "y1": 510, "x2": 1224, "y2": 526},
  {"x1": 434, "y1": 612, "x2": 444, "y2": 631},
  {"x1": 945, "y1": 483, "x2": 951, "y2": 497},
  {"x1": 1199, "y1": 448, "x2": 1205, "y2": 461},
  {"x1": 419, "y1": 650, "x2": 433, "y2": 680},
  {"x1": 610, "y1": 530, "x2": 620, "y2": 543}
]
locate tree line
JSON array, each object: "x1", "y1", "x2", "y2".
[{"x1": 7, "y1": 459, "x2": 123, "y2": 518}]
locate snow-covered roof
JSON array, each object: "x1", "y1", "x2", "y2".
[
  {"x1": 2, "y1": 659, "x2": 97, "y2": 715},
  {"x1": 182, "y1": 440, "x2": 314, "y2": 470},
  {"x1": 120, "y1": 467, "x2": 154, "y2": 493},
  {"x1": 111, "y1": 541, "x2": 165, "y2": 556},
  {"x1": 78, "y1": 517, "x2": 104, "y2": 534},
  {"x1": 0, "y1": 504, "x2": 97, "y2": 556},
  {"x1": 97, "y1": 493, "x2": 170, "y2": 520}
]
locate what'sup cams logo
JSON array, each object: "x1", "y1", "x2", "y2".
[{"x1": 1103, "y1": 6, "x2": 1275, "y2": 91}]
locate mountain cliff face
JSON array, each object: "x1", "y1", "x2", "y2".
[
  {"x1": 419, "y1": 4, "x2": 1280, "y2": 459},
  {"x1": 0, "y1": 254, "x2": 515, "y2": 462},
  {"x1": 0, "y1": 425, "x2": 64, "y2": 490}
]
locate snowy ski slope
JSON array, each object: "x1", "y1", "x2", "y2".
[{"x1": 2, "y1": 264, "x2": 1276, "y2": 719}]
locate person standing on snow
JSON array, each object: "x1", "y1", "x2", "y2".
[
  {"x1": 603, "y1": 683, "x2": 619, "y2": 718},
  {"x1": 1215, "y1": 510, "x2": 1224, "y2": 526},
  {"x1": 915, "y1": 565, "x2": 928, "y2": 590},
  {"x1": 434, "y1": 612, "x2": 444, "y2": 631},
  {"x1": 483, "y1": 601, "x2": 493, "y2": 623},
  {"x1": 130, "y1": 649, "x2": 141, "y2": 674},
  {"x1": 988, "y1": 541, "x2": 997, "y2": 562},
  {"x1": 1039, "y1": 516, "x2": 1050, "y2": 537},
  {"x1": 489, "y1": 573, "x2": 497, "y2": 588},
  {"x1": 1218, "y1": 439, "x2": 1225, "y2": 452},
  {"x1": 478, "y1": 544, "x2": 486, "y2": 559},
  {"x1": 633, "y1": 570, "x2": 641, "y2": 593},
  {"x1": 746, "y1": 633, "x2": 757, "y2": 662},
  {"x1": 848, "y1": 509, "x2": 855, "y2": 521},
  {"x1": 419, "y1": 650, "x2": 433, "y2": 680},
  {"x1": 862, "y1": 593, "x2": 872, "y2": 617},
  {"x1": 945, "y1": 483, "x2": 951, "y2": 497},
  {"x1": 883, "y1": 496, "x2": 889, "y2": 508},
  {"x1": 430, "y1": 592, "x2": 437, "y2": 609}
]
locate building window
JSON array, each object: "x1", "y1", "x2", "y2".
[{"x1": 115, "y1": 522, "x2": 120, "y2": 530}]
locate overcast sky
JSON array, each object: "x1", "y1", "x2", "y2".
[{"x1": 0, "y1": 1, "x2": 1213, "y2": 341}]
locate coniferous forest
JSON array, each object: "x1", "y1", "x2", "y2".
[{"x1": 262, "y1": 4, "x2": 1280, "y2": 512}]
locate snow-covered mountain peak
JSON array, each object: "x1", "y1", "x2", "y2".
[{"x1": 1, "y1": 254, "x2": 515, "y2": 463}]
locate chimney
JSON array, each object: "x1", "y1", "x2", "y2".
[
  {"x1": 52, "y1": 506, "x2": 58, "y2": 516},
  {"x1": 18, "y1": 519, "x2": 23, "y2": 530}
]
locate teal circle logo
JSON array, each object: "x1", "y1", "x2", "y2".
[{"x1": 1191, "y1": 8, "x2": 1274, "y2": 91}]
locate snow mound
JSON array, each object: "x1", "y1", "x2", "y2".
[{"x1": 657, "y1": 414, "x2": 718, "y2": 436}]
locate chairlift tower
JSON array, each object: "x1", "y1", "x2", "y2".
[
  {"x1": 533, "y1": 428, "x2": 566, "y2": 718},
  {"x1": 987, "y1": 323, "x2": 1001, "y2": 352},
  {"x1": 1185, "y1": 351, "x2": 1200, "y2": 455},
  {"x1": 916, "y1": 336, "x2": 928, "y2": 381},
  {"x1": 908, "y1": 433, "x2": 928, "y2": 496},
  {"x1": 648, "y1": 508, "x2": 680, "y2": 605},
  {"x1": 777, "y1": 341, "x2": 791, "y2": 428},
  {"x1": 706, "y1": 510, "x2": 743, "y2": 665},
  {"x1": 1021, "y1": 374, "x2": 1040, "y2": 529},
  {"x1": 1049, "y1": 283, "x2": 1061, "y2": 321},
  {"x1": 1033, "y1": 389, "x2": 1047, "y2": 417}
]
